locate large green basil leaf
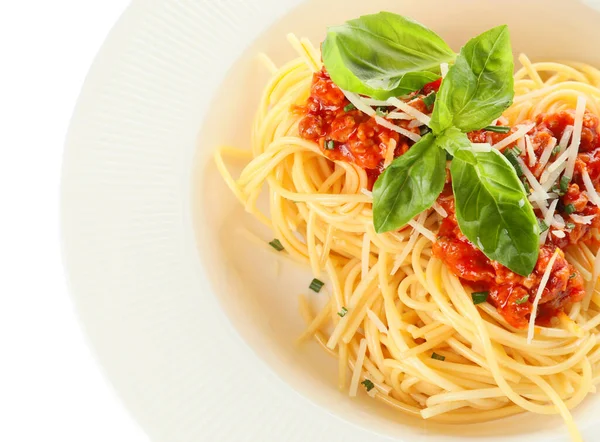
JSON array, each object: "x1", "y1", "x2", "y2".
[
  {"x1": 322, "y1": 12, "x2": 456, "y2": 100},
  {"x1": 373, "y1": 133, "x2": 446, "y2": 233},
  {"x1": 451, "y1": 149, "x2": 539, "y2": 276},
  {"x1": 431, "y1": 25, "x2": 514, "y2": 134},
  {"x1": 435, "y1": 127, "x2": 476, "y2": 165}
]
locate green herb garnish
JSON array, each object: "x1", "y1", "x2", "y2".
[
  {"x1": 484, "y1": 125, "x2": 511, "y2": 134},
  {"x1": 325, "y1": 140, "x2": 335, "y2": 150},
  {"x1": 504, "y1": 149, "x2": 524, "y2": 177},
  {"x1": 343, "y1": 103, "x2": 356, "y2": 112},
  {"x1": 361, "y1": 379, "x2": 375, "y2": 392},
  {"x1": 515, "y1": 295, "x2": 530, "y2": 305},
  {"x1": 422, "y1": 92, "x2": 437, "y2": 110},
  {"x1": 431, "y1": 352, "x2": 446, "y2": 361},
  {"x1": 564, "y1": 204, "x2": 576, "y2": 215},
  {"x1": 560, "y1": 176, "x2": 570, "y2": 193},
  {"x1": 471, "y1": 291, "x2": 489, "y2": 305},
  {"x1": 309, "y1": 278, "x2": 325, "y2": 293},
  {"x1": 269, "y1": 239, "x2": 284, "y2": 251},
  {"x1": 338, "y1": 307, "x2": 348, "y2": 317},
  {"x1": 375, "y1": 107, "x2": 389, "y2": 117},
  {"x1": 566, "y1": 222, "x2": 576, "y2": 230},
  {"x1": 538, "y1": 219, "x2": 549, "y2": 233}
]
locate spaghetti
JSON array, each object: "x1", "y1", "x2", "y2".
[{"x1": 215, "y1": 25, "x2": 600, "y2": 442}]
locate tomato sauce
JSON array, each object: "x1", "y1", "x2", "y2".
[
  {"x1": 298, "y1": 68, "x2": 435, "y2": 183},
  {"x1": 296, "y1": 66, "x2": 599, "y2": 329}
]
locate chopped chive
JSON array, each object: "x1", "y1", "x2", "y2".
[
  {"x1": 560, "y1": 176, "x2": 570, "y2": 193},
  {"x1": 309, "y1": 278, "x2": 325, "y2": 293},
  {"x1": 471, "y1": 291, "x2": 489, "y2": 305},
  {"x1": 511, "y1": 146, "x2": 522, "y2": 156},
  {"x1": 515, "y1": 295, "x2": 530, "y2": 305},
  {"x1": 375, "y1": 107, "x2": 388, "y2": 117},
  {"x1": 343, "y1": 103, "x2": 356, "y2": 112},
  {"x1": 504, "y1": 150, "x2": 524, "y2": 177},
  {"x1": 564, "y1": 204, "x2": 576, "y2": 215},
  {"x1": 431, "y1": 352, "x2": 446, "y2": 361},
  {"x1": 484, "y1": 125, "x2": 511, "y2": 134},
  {"x1": 566, "y1": 222, "x2": 576, "y2": 230},
  {"x1": 420, "y1": 126, "x2": 432, "y2": 136},
  {"x1": 422, "y1": 92, "x2": 437, "y2": 109},
  {"x1": 538, "y1": 219, "x2": 549, "y2": 233},
  {"x1": 521, "y1": 178, "x2": 531, "y2": 193},
  {"x1": 269, "y1": 239, "x2": 284, "y2": 251},
  {"x1": 552, "y1": 145, "x2": 561, "y2": 157},
  {"x1": 361, "y1": 379, "x2": 375, "y2": 392},
  {"x1": 337, "y1": 306, "x2": 348, "y2": 317},
  {"x1": 325, "y1": 140, "x2": 335, "y2": 150},
  {"x1": 570, "y1": 273, "x2": 577, "y2": 280}
]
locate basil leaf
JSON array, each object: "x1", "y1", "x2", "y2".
[
  {"x1": 431, "y1": 25, "x2": 514, "y2": 134},
  {"x1": 322, "y1": 12, "x2": 456, "y2": 100},
  {"x1": 451, "y1": 150, "x2": 539, "y2": 276},
  {"x1": 435, "y1": 127, "x2": 476, "y2": 165},
  {"x1": 373, "y1": 133, "x2": 446, "y2": 233}
]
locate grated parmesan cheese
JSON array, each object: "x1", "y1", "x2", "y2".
[
  {"x1": 375, "y1": 115, "x2": 421, "y2": 142},
  {"x1": 432, "y1": 201, "x2": 448, "y2": 218},
  {"x1": 552, "y1": 230, "x2": 566, "y2": 239},
  {"x1": 516, "y1": 156, "x2": 549, "y2": 201},
  {"x1": 387, "y1": 97, "x2": 432, "y2": 127},
  {"x1": 571, "y1": 213, "x2": 596, "y2": 225},
  {"x1": 582, "y1": 169, "x2": 600, "y2": 207},
  {"x1": 349, "y1": 338, "x2": 368, "y2": 397},
  {"x1": 408, "y1": 218, "x2": 436, "y2": 242},
  {"x1": 493, "y1": 123, "x2": 536, "y2": 151},
  {"x1": 342, "y1": 90, "x2": 376, "y2": 116},
  {"x1": 540, "y1": 199, "x2": 559, "y2": 245},
  {"x1": 535, "y1": 137, "x2": 557, "y2": 173},
  {"x1": 366, "y1": 309, "x2": 388, "y2": 334},
  {"x1": 387, "y1": 111, "x2": 414, "y2": 120},
  {"x1": 564, "y1": 96, "x2": 587, "y2": 182},
  {"x1": 527, "y1": 249, "x2": 561, "y2": 343}
]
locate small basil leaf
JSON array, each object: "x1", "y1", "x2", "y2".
[
  {"x1": 322, "y1": 12, "x2": 456, "y2": 100},
  {"x1": 431, "y1": 25, "x2": 514, "y2": 134},
  {"x1": 451, "y1": 150, "x2": 539, "y2": 276},
  {"x1": 435, "y1": 127, "x2": 477, "y2": 165},
  {"x1": 373, "y1": 133, "x2": 446, "y2": 233}
]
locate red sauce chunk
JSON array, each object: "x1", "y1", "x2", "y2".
[
  {"x1": 295, "y1": 66, "x2": 599, "y2": 330},
  {"x1": 298, "y1": 68, "x2": 432, "y2": 178}
]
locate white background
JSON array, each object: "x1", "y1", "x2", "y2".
[{"x1": 0, "y1": 1, "x2": 146, "y2": 441}]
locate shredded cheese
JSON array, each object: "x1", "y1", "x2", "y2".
[
  {"x1": 536, "y1": 137, "x2": 557, "y2": 173},
  {"x1": 492, "y1": 123, "x2": 536, "y2": 151},
  {"x1": 571, "y1": 214, "x2": 597, "y2": 225},
  {"x1": 516, "y1": 156, "x2": 549, "y2": 201},
  {"x1": 387, "y1": 97, "x2": 432, "y2": 127},
  {"x1": 432, "y1": 202, "x2": 448, "y2": 218},
  {"x1": 525, "y1": 135, "x2": 536, "y2": 167},
  {"x1": 349, "y1": 338, "x2": 368, "y2": 397},
  {"x1": 440, "y1": 62, "x2": 449, "y2": 78},
  {"x1": 558, "y1": 125, "x2": 574, "y2": 151},
  {"x1": 564, "y1": 96, "x2": 587, "y2": 181},
  {"x1": 366, "y1": 309, "x2": 388, "y2": 334},
  {"x1": 387, "y1": 112, "x2": 414, "y2": 120},
  {"x1": 383, "y1": 139, "x2": 397, "y2": 169},
  {"x1": 342, "y1": 90, "x2": 376, "y2": 117},
  {"x1": 408, "y1": 218, "x2": 436, "y2": 242},
  {"x1": 527, "y1": 249, "x2": 561, "y2": 343},
  {"x1": 375, "y1": 115, "x2": 421, "y2": 142},
  {"x1": 552, "y1": 230, "x2": 566, "y2": 239},
  {"x1": 391, "y1": 212, "x2": 427, "y2": 274},
  {"x1": 540, "y1": 199, "x2": 559, "y2": 245},
  {"x1": 582, "y1": 169, "x2": 600, "y2": 206}
]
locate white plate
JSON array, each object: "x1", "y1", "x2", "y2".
[{"x1": 62, "y1": 0, "x2": 600, "y2": 441}]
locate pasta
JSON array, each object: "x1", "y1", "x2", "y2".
[{"x1": 214, "y1": 16, "x2": 600, "y2": 442}]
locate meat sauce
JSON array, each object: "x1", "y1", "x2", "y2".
[
  {"x1": 298, "y1": 67, "x2": 600, "y2": 329},
  {"x1": 298, "y1": 68, "x2": 434, "y2": 184}
]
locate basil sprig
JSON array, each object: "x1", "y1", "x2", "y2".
[
  {"x1": 373, "y1": 133, "x2": 446, "y2": 232},
  {"x1": 322, "y1": 12, "x2": 455, "y2": 100},
  {"x1": 431, "y1": 26, "x2": 515, "y2": 134},
  {"x1": 323, "y1": 15, "x2": 539, "y2": 275},
  {"x1": 451, "y1": 151, "x2": 539, "y2": 275}
]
